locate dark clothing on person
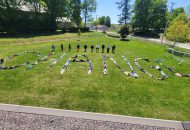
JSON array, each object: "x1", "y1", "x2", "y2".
[
  {"x1": 69, "y1": 44, "x2": 71, "y2": 52},
  {"x1": 112, "y1": 45, "x2": 115, "y2": 54},
  {"x1": 102, "y1": 44, "x2": 105, "y2": 53},
  {"x1": 77, "y1": 44, "x2": 80, "y2": 52},
  {"x1": 52, "y1": 45, "x2": 56, "y2": 52},
  {"x1": 91, "y1": 45, "x2": 94, "y2": 52},
  {"x1": 60, "y1": 44, "x2": 63, "y2": 52},
  {"x1": 84, "y1": 44, "x2": 87, "y2": 52},
  {"x1": 0, "y1": 59, "x2": 4, "y2": 64},
  {"x1": 107, "y1": 45, "x2": 110, "y2": 53}
]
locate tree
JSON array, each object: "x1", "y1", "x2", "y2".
[
  {"x1": 105, "y1": 16, "x2": 111, "y2": 27},
  {"x1": 118, "y1": 24, "x2": 129, "y2": 39},
  {"x1": 98, "y1": 16, "x2": 106, "y2": 25},
  {"x1": 116, "y1": 0, "x2": 131, "y2": 24},
  {"x1": 82, "y1": 0, "x2": 96, "y2": 27},
  {"x1": 170, "y1": 7, "x2": 185, "y2": 21},
  {"x1": 166, "y1": 13, "x2": 190, "y2": 43},
  {"x1": 69, "y1": 0, "x2": 82, "y2": 29},
  {"x1": 0, "y1": 0, "x2": 23, "y2": 10},
  {"x1": 43, "y1": 0, "x2": 68, "y2": 31},
  {"x1": 131, "y1": 0, "x2": 152, "y2": 32},
  {"x1": 132, "y1": 0, "x2": 168, "y2": 33},
  {"x1": 149, "y1": 0, "x2": 167, "y2": 32},
  {"x1": 23, "y1": 0, "x2": 46, "y2": 12}
]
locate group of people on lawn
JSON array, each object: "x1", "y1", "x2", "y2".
[{"x1": 55, "y1": 44, "x2": 116, "y2": 54}]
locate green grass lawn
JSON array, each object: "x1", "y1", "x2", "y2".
[{"x1": 0, "y1": 32, "x2": 190, "y2": 121}]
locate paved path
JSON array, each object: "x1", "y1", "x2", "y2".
[
  {"x1": 128, "y1": 35, "x2": 190, "y2": 50},
  {"x1": 0, "y1": 104, "x2": 187, "y2": 130}
]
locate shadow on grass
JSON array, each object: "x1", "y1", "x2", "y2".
[
  {"x1": 120, "y1": 39, "x2": 130, "y2": 41},
  {"x1": 0, "y1": 31, "x2": 94, "y2": 39},
  {"x1": 0, "y1": 31, "x2": 65, "y2": 38}
]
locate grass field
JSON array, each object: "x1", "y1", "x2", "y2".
[{"x1": 0, "y1": 32, "x2": 190, "y2": 121}]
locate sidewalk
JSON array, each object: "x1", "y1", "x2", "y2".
[
  {"x1": 0, "y1": 103, "x2": 188, "y2": 130},
  {"x1": 128, "y1": 35, "x2": 190, "y2": 50}
]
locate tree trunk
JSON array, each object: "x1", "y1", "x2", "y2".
[{"x1": 84, "y1": 8, "x2": 88, "y2": 28}]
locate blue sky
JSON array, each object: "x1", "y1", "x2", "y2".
[{"x1": 94, "y1": 0, "x2": 190, "y2": 24}]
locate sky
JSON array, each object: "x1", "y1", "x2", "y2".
[{"x1": 94, "y1": 0, "x2": 190, "y2": 24}]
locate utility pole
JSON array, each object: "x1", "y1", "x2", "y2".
[{"x1": 161, "y1": 2, "x2": 175, "y2": 43}]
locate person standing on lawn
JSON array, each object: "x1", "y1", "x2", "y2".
[
  {"x1": 77, "y1": 44, "x2": 80, "y2": 52},
  {"x1": 84, "y1": 44, "x2": 87, "y2": 52},
  {"x1": 112, "y1": 45, "x2": 115, "y2": 54},
  {"x1": 61, "y1": 44, "x2": 64, "y2": 52},
  {"x1": 96, "y1": 44, "x2": 100, "y2": 53},
  {"x1": 69, "y1": 44, "x2": 71, "y2": 52},
  {"x1": 102, "y1": 44, "x2": 105, "y2": 53},
  {"x1": 91, "y1": 45, "x2": 94, "y2": 52},
  {"x1": 107, "y1": 45, "x2": 110, "y2": 53}
]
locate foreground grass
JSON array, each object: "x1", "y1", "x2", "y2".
[{"x1": 0, "y1": 32, "x2": 190, "y2": 121}]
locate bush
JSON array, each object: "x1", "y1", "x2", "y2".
[
  {"x1": 0, "y1": 8, "x2": 53, "y2": 33},
  {"x1": 118, "y1": 24, "x2": 129, "y2": 39},
  {"x1": 80, "y1": 27, "x2": 89, "y2": 32},
  {"x1": 61, "y1": 28, "x2": 67, "y2": 33},
  {"x1": 66, "y1": 27, "x2": 89, "y2": 33},
  {"x1": 166, "y1": 13, "x2": 190, "y2": 43},
  {"x1": 133, "y1": 31, "x2": 160, "y2": 38}
]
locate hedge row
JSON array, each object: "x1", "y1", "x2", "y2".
[
  {"x1": 0, "y1": 8, "x2": 54, "y2": 33},
  {"x1": 61, "y1": 27, "x2": 90, "y2": 33}
]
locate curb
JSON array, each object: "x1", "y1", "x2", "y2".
[{"x1": 0, "y1": 103, "x2": 187, "y2": 129}]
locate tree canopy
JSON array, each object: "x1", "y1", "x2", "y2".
[{"x1": 116, "y1": 0, "x2": 131, "y2": 24}]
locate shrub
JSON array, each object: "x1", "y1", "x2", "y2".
[
  {"x1": 0, "y1": 8, "x2": 52, "y2": 33},
  {"x1": 80, "y1": 27, "x2": 89, "y2": 32},
  {"x1": 166, "y1": 13, "x2": 190, "y2": 43},
  {"x1": 67, "y1": 27, "x2": 89, "y2": 33},
  {"x1": 118, "y1": 24, "x2": 129, "y2": 39}
]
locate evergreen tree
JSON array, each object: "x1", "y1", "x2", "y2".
[
  {"x1": 105, "y1": 16, "x2": 111, "y2": 27},
  {"x1": 98, "y1": 16, "x2": 106, "y2": 25},
  {"x1": 116, "y1": 0, "x2": 131, "y2": 24}
]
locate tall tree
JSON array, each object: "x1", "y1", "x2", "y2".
[
  {"x1": 44, "y1": 0, "x2": 68, "y2": 31},
  {"x1": 132, "y1": 0, "x2": 152, "y2": 32},
  {"x1": 105, "y1": 16, "x2": 111, "y2": 27},
  {"x1": 116, "y1": 0, "x2": 131, "y2": 24},
  {"x1": 98, "y1": 16, "x2": 106, "y2": 25},
  {"x1": 149, "y1": 0, "x2": 167, "y2": 32},
  {"x1": 69, "y1": 0, "x2": 82, "y2": 29},
  {"x1": 132, "y1": 0, "x2": 168, "y2": 33},
  {"x1": 82, "y1": 0, "x2": 96, "y2": 27}
]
